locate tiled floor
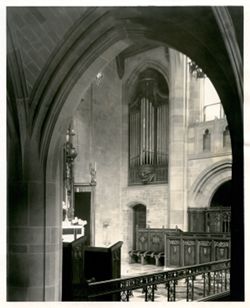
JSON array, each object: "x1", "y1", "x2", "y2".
[
  {"x1": 120, "y1": 262, "x2": 204, "y2": 302},
  {"x1": 121, "y1": 262, "x2": 167, "y2": 277}
]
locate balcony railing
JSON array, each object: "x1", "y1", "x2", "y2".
[{"x1": 87, "y1": 259, "x2": 230, "y2": 301}]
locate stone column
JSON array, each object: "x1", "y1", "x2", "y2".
[
  {"x1": 188, "y1": 73, "x2": 204, "y2": 125},
  {"x1": 7, "y1": 136, "x2": 62, "y2": 301},
  {"x1": 168, "y1": 50, "x2": 188, "y2": 231}
]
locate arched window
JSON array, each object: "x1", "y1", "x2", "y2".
[
  {"x1": 203, "y1": 129, "x2": 211, "y2": 151},
  {"x1": 129, "y1": 69, "x2": 169, "y2": 185},
  {"x1": 223, "y1": 125, "x2": 230, "y2": 148}
]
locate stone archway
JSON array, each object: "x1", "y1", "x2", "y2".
[
  {"x1": 210, "y1": 180, "x2": 232, "y2": 208},
  {"x1": 190, "y1": 160, "x2": 232, "y2": 208},
  {"x1": 124, "y1": 59, "x2": 170, "y2": 103},
  {"x1": 7, "y1": 7, "x2": 243, "y2": 300}
]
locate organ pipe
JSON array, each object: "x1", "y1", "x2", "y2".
[
  {"x1": 163, "y1": 105, "x2": 166, "y2": 163},
  {"x1": 130, "y1": 76, "x2": 168, "y2": 180},
  {"x1": 146, "y1": 102, "x2": 148, "y2": 164},
  {"x1": 129, "y1": 113, "x2": 133, "y2": 166},
  {"x1": 135, "y1": 112, "x2": 139, "y2": 166},
  {"x1": 132, "y1": 113, "x2": 135, "y2": 165},
  {"x1": 157, "y1": 107, "x2": 159, "y2": 164},
  {"x1": 159, "y1": 105, "x2": 162, "y2": 164},
  {"x1": 147, "y1": 100, "x2": 148, "y2": 163},
  {"x1": 149, "y1": 102, "x2": 151, "y2": 164},
  {"x1": 151, "y1": 102, "x2": 153, "y2": 164},
  {"x1": 144, "y1": 99, "x2": 146, "y2": 164},
  {"x1": 130, "y1": 112, "x2": 133, "y2": 166},
  {"x1": 162, "y1": 105, "x2": 164, "y2": 163}
]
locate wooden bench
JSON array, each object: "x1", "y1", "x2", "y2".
[
  {"x1": 129, "y1": 250, "x2": 144, "y2": 263},
  {"x1": 154, "y1": 251, "x2": 165, "y2": 266},
  {"x1": 129, "y1": 250, "x2": 165, "y2": 266},
  {"x1": 129, "y1": 228, "x2": 181, "y2": 266},
  {"x1": 140, "y1": 251, "x2": 156, "y2": 265}
]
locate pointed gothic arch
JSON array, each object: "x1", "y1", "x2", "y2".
[{"x1": 7, "y1": 7, "x2": 243, "y2": 300}]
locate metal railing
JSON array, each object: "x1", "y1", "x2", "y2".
[{"x1": 87, "y1": 259, "x2": 230, "y2": 301}]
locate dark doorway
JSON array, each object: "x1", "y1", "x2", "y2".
[
  {"x1": 209, "y1": 180, "x2": 231, "y2": 233},
  {"x1": 210, "y1": 180, "x2": 232, "y2": 207},
  {"x1": 75, "y1": 192, "x2": 91, "y2": 245},
  {"x1": 133, "y1": 204, "x2": 146, "y2": 249}
]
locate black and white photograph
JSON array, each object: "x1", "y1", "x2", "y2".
[{"x1": 1, "y1": 0, "x2": 248, "y2": 304}]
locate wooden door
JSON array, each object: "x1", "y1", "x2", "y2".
[{"x1": 133, "y1": 204, "x2": 146, "y2": 249}]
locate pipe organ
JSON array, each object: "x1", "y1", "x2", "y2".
[{"x1": 129, "y1": 69, "x2": 169, "y2": 184}]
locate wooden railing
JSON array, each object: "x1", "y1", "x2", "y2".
[{"x1": 87, "y1": 259, "x2": 230, "y2": 301}]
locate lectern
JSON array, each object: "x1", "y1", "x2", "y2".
[
  {"x1": 84, "y1": 241, "x2": 123, "y2": 301},
  {"x1": 84, "y1": 241, "x2": 123, "y2": 281},
  {"x1": 62, "y1": 235, "x2": 87, "y2": 301},
  {"x1": 62, "y1": 240, "x2": 123, "y2": 301}
]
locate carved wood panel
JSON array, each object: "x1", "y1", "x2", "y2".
[
  {"x1": 170, "y1": 242, "x2": 180, "y2": 266},
  {"x1": 137, "y1": 231, "x2": 149, "y2": 251},
  {"x1": 184, "y1": 243, "x2": 196, "y2": 266},
  {"x1": 215, "y1": 242, "x2": 229, "y2": 260},
  {"x1": 149, "y1": 231, "x2": 164, "y2": 252},
  {"x1": 199, "y1": 245, "x2": 212, "y2": 264}
]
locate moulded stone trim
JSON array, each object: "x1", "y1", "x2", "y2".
[{"x1": 189, "y1": 159, "x2": 232, "y2": 208}]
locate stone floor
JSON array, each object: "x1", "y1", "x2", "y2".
[
  {"x1": 120, "y1": 262, "x2": 204, "y2": 302},
  {"x1": 121, "y1": 262, "x2": 167, "y2": 277}
]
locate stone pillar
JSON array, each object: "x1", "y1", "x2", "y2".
[
  {"x1": 168, "y1": 50, "x2": 188, "y2": 231},
  {"x1": 188, "y1": 73, "x2": 204, "y2": 125},
  {"x1": 7, "y1": 136, "x2": 62, "y2": 301}
]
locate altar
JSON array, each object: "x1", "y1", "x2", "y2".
[
  {"x1": 62, "y1": 225, "x2": 84, "y2": 242},
  {"x1": 62, "y1": 214, "x2": 87, "y2": 242}
]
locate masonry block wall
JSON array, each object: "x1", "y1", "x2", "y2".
[
  {"x1": 73, "y1": 88, "x2": 93, "y2": 184},
  {"x1": 121, "y1": 185, "x2": 168, "y2": 260},
  {"x1": 187, "y1": 119, "x2": 232, "y2": 208},
  {"x1": 120, "y1": 48, "x2": 170, "y2": 256},
  {"x1": 73, "y1": 48, "x2": 170, "y2": 256},
  {"x1": 73, "y1": 60, "x2": 123, "y2": 247}
]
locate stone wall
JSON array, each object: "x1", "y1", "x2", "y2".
[
  {"x1": 73, "y1": 48, "x2": 170, "y2": 256},
  {"x1": 187, "y1": 118, "x2": 232, "y2": 208},
  {"x1": 120, "y1": 47, "x2": 170, "y2": 256},
  {"x1": 74, "y1": 60, "x2": 123, "y2": 247},
  {"x1": 72, "y1": 47, "x2": 232, "y2": 261}
]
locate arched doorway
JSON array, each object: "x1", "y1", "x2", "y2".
[
  {"x1": 188, "y1": 162, "x2": 232, "y2": 233},
  {"x1": 208, "y1": 180, "x2": 231, "y2": 233},
  {"x1": 133, "y1": 204, "x2": 147, "y2": 249},
  {"x1": 211, "y1": 180, "x2": 232, "y2": 208}
]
